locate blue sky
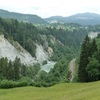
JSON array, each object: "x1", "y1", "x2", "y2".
[{"x1": 0, "y1": 0, "x2": 100, "y2": 18}]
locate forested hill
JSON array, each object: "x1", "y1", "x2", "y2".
[
  {"x1": 0, "y1": 9, "x2": 47, "y2": 24},
  {"x1": 0, "y1": 16, "x2": 100, "y2": 87},
  {"x1": 45, "y1": 12, "x2": 100, "y2": 25},
  {"x1": 0, "y1": 17, "x2": 88, "y2": 61},
  {"x1": 0, "y1": 17, "x2": 89, "y2": 87},
  {"x1": 1, "y1": 9, "x2": 100, "y2": 25}
]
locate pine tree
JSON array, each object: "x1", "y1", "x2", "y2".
[
  {"x1": 13, "y1": 57, "x2": 21, "y2": 80},
  {"x1": 78, "y1": 36, "x2": 91, "y2": 82},
  {"x1": 21, "y1": 64, "x2": 27, "y2": 76},
  {"x1": 86, "y1": 39, "x2": 99, "y2": 81},
  {"x1": 89, "y1": 39, "x2": 98, "y2": 57},
  {"x1": 0, "y1": 57, "x2": 8, "y2": 78},
  {"x1": 0, "y1": 58, "x2": 4, "y2": 76},
  {"x1": 7, "y1": 60, "x2": 14, "y2": 80},
  {"x1": 3, "y1": 57, "x2": 8, "y2": 78}
]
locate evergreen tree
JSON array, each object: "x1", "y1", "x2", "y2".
[
  {"x1": 13, "y1": 57, "x2": 21, "y2": 80},
  {"x1": 89, "y1": 39, "x2": 98, "y2": 57},
  {"x1": 21, "y1": 64, "x2": 27, "y2": 77},
  {"x1": 7, "y1": 60, "x2": 14, "y2": 80},
  {"x1": 78, "y1": 36, "x2": 91, "y2": 82},
  {"x1": 3, "y1": 58, "x2": 8, "y2": 78},
  {"x1": 0, "y1": 58, "x2": 4, "y2": 76},
  {"x1": 0, "y1": 57, "x2": 8, "y2": 78}
]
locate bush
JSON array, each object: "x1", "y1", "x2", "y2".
[
  {"x1": 15, "y1": 81, "x2": 28, "y2": 87},
  {"x1": 0, "y1": 77, "x2": 34, "y2": 89},
  {"x1": 18, "y1": 77, "x2": 34, "y2": 86},
  {"x1": 0, "y1": 80, "x2": 15, "y2": 88},
  {"x1": 34, "y1": 82, "x2": 42, "y2": 87}
]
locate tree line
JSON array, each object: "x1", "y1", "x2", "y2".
[
  {"x1": 0, "y1": 57, "x2": 41, "y2": 81},
  {"x1": 0, "y1": 56, "x2": 69, "y2": 88},
  {"x1": 78, "y1": 35, "x2": 100, "y2": 82}
]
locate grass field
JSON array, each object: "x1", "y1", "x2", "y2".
[{"x1": 0, "y1": 81, "x2": 100, "y2": 100}]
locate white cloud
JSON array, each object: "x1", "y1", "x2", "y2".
[{"x1": 0, "y1": 0, "x2": 100, "y2": 18}]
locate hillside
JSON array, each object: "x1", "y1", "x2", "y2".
[
  {"x1": 0, "y1": 81, "x2": 100, "y2": 100},
  {"x1": 45, "y1": 12, "x2": 100, "y2": 25},
  {"x1": 0, "y1": 17, "x2": 89, "y2": 86},
  {"x1": 1, "y1": 17, "x2": 100, "y2": 87},
  {"x1": 0, "y1": 35, "x2": 36, "y2": 65},
  {"x1": 0, "y1": 17, "x2": 87, "y2": 62},
  {"x1": 0, "y1": 34, "x2": 51, "y2": 65},
  {"x1": 0, "y1": 9, "x2": 47, "y2": 24}
]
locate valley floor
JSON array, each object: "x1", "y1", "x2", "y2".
[{"x1": 0, "y1": 81, "x2": 100, "y2": 100}]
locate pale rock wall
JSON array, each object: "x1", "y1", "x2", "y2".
[{"x1": 0, "y1": 35, "x2": 50, "y2": 66}]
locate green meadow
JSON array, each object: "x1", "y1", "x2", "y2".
[{"x1": 0, "y1": 81, "x2": 100, "y2": 100}]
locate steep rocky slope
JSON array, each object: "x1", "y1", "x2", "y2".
[{"x1": 0, "y1": 35, "x2": 50, "y2": 65}]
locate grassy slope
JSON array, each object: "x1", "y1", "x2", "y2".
[{"x1": 0, "y1": 81, "x2": 100, "y2": 100}]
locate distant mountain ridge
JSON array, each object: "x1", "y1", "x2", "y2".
[
  {"x1": 0, "y1": 9, "x2": 47, "y2": 24},
  {"x1": 45, "y1": 12, "x2": 100, "y2": 25},
  {"x1": 0, "y1": 9, "x2": 100, "y2": 25}
]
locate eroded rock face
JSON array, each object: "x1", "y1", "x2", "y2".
[
  {"x1": 0, "y1": 35, "x2": 50, "y2": 66},
  {"x1": 36, "y1": 44, "x2": 49, "y2": 64},
  {"x1": 0, "y1": 35, "x2": 37, "y2": 65}
]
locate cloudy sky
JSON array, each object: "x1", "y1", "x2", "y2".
[{"x1": 0, "y1": 0, "x2": 100, "y2": 18}]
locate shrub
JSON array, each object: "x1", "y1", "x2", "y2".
[
  {"x1": 0, "y1": 77, "x2": 34, "y2": 88},
  {"x1": 0, "y1": 80, "x2": 15, "y2": 88}
]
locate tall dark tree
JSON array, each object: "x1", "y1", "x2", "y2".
[
  {"x1": 7, "y1": 60, "x2": 14, "y2": 80},
  {"x1": 78, "y1": 36, "x2": 91, "y2": 82},
  {"x1": 89, "y1": 39, "x2": 98, "y2": 57},
  {"x1": 13, "y1": 57, "x2": 21, "y2": 80},
  {"x1": 86, "y1": 39, "x2": 99, "y2": 81},
  {"x1": 0, "y1": 57, "x2": 8, "y2": 78}
]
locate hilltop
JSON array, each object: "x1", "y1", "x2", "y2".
[
  {"x1": 45, "y1": 12, "x2": 100, "y2": 25},
  {"x1": 1, "y1": 9, "x2": 100, "y2": 25},
  {"x1": 0, "y1": 9, "x2": 47, "y2": 24}
]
